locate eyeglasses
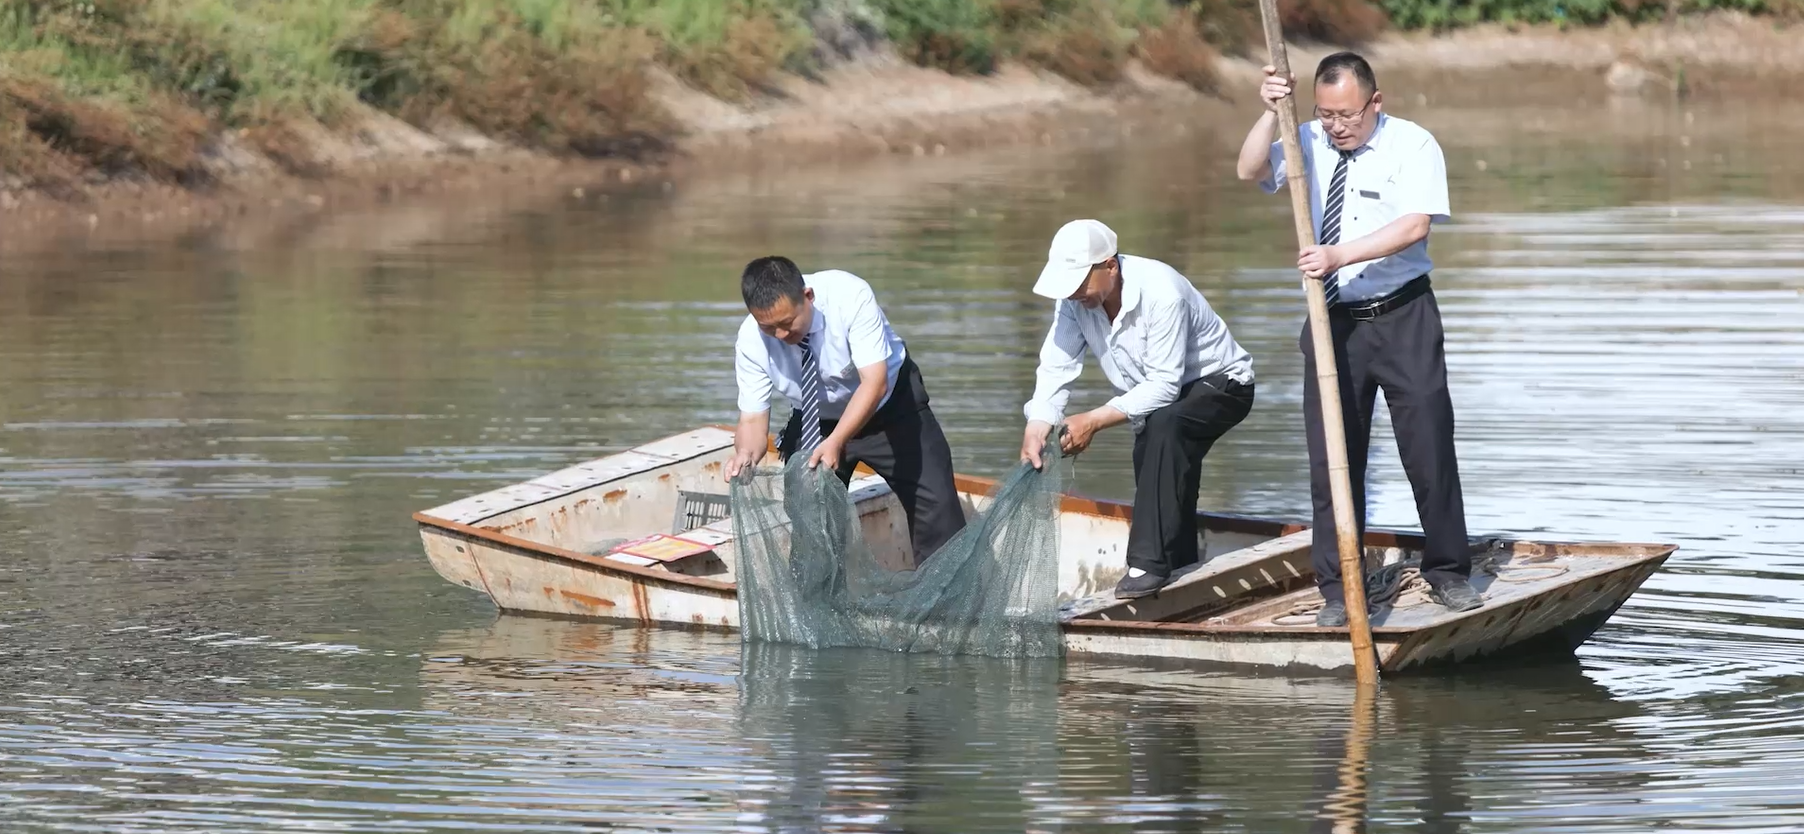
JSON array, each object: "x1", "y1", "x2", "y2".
[{"x1": 1314, "y1": 95, "x2": 1374, "y2": 127}]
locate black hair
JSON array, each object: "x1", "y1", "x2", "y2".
[
  {"x1": 740, "y1": 256, "x2": 806, "y2": 311},
  {"x1": 1315, "y1": 51, "x2": 1377, "y2": 96}
]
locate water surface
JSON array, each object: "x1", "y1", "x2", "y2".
[{"x1": 2, "y1": 93, "x2": 1802, "y2": 832}]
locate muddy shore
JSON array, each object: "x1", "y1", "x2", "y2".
[{"x1": 2, "y1": 13, "x2": 1794, "y2": 255}]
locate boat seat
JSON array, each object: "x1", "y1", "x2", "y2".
[{"x1": 591, "y1": 472, "x2": 896, "y2": 579}]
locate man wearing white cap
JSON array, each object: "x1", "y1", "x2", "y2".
[{"x1": 1021, "y1": 219, "x2": 1256, "y2": 599}]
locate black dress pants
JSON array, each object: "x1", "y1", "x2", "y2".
[
  {"x1": 779, "y1": 355, "x2": 967, "y2": 567},
  {"x1": 1125, "y1": 375, "x2": 1256, "y2": 577},
  {"x1": 1299, "y1": 283, "x2": 1471, "y2": 604}
]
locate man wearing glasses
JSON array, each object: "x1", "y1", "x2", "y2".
[{"x1": 1233, "y1": 51, "x2": 1482, "y2": 627}]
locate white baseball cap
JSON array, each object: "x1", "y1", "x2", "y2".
[{"x1": 1033, "y1": 219, "x2": 1118, "y2": 299}]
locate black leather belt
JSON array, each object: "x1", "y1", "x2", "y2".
[
  {"x1": 1188, "y1": 371, "x2": 1252, "y2": 396},
  {"x1": 1339, "y1": 274, "x2": 1430, "y2": 322}
]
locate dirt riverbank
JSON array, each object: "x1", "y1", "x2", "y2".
[{"x1": 1, "y1": 12, "x2": 1793, "y2": 255}]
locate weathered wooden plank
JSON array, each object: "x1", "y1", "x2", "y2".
[
  {"x1": 1062, "y1": 530, "x2": 1315, "y2": 623},
  {"x1": 426, "y1": 430, "x2": 735, "y2": 527},
  {"x1": 1219, "y1": 550, "x2": 1660, "y2": 630},
  {"x1": 525, "y1": 451, "x2": 675, "y2": 495},
  {"x1": 1061, "y1": 621, "x2": 1403, "y2": 673},
  {"x1": 426, "y1": 482, "x2": 568, "y2": 527},
  {"x1": 634, "y1": 427, "x2": 736, "y2": 461},
  {"x1": 420, "y1": 527, "x2": 490, "y2": 594},
  {"x1": 1382, "y1": 559, "x2": 1664, "y2": 672},
  {"x1": 457, "y1": 531, "x2": 739, "y2": 627}
]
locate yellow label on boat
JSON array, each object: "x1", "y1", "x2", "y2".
[{"x1": 609, "y1": 534, "x2": 713, "y2": 563}]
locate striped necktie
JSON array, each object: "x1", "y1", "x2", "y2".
[
  {"x1": 795, "y1": 334, "x2": 823, "y2": 454},
  {"x1": 1320, "y1": 149, "x2": 1354, "y2": 307}
]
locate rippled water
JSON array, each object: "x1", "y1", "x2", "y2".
[{"x1": 2, "y1": 92, "x2": 1802, "y2": 832}]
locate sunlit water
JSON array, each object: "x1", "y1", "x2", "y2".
[{"x1": 2, "y1": 91, "x2": 1801, "y2": 832}]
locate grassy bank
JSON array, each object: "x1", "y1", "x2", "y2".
[
  {"x1": 1, "y1": 0, "x2": 1798, "y2": 197},
  {"x1": 0, "y1": 0, "x2": 1254, "y2": 193},
  {"x1": 1377, "y1": 0, "x2": 1801, "y2": 30}
]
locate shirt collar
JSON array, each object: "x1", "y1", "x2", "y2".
[
  {"x1": 1365, "y1": 112, "x2": 1390, "y2": 151},
  {"x1": 797, "y1": 275, "x2": 826, "y2": 341},
  {"x1": 1068, "y1": 256, "x2": 1142, "y2": 325},
  {"x1": 1116, "y1": 255, "x2": 1144, "y2": 316}
]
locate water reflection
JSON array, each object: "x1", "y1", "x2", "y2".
[
  {"x1": 410, "y1": 618, "x2": 1670, "y2": 834},
  {"x1": 1, "y1": 93, "x2": 1802, "y2": 831},
  {"x1": 1308, "y1": 687, "x2": 1376, "y2": 834},
  {"x1": 737, "y1": 643, "x2": 1063, "y2": 833}
]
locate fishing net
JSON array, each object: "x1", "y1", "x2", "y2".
[{"x1": 729, "y1": 429, "x2": 1067, "y2": 658}]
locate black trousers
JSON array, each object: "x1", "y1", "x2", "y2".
[
  {"x1": 1299, "y1": 282, "x2": 1470, "y2": 604},
  {"x1": 1125, "y1": 375, "x2": 1255, "y2": 577},
  {"x1": 778, "y1": 355, "x2": 967, "y2": 567}
]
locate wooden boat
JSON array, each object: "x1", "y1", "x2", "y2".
[{"x1": 413, "y1": 427, "x2": 1674, "y2": 676}]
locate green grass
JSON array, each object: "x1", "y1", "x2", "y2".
[
  {"x1": 1112, "y1": 0, "x2": 1174, "y2": 28},
  {"x1": 0, "y1": 0, "x2": 379, "y2": 122},
  {"x1": 0, "y1": 3, "x2": 160, "y2": 101},
  {"x1": 2, "y1": 0, "x2": 1797, "y2": 192},
  {"x1": 141, "y1": 0, "x2": 377, "y2": 122},
  {"x1": 1377, "y1": 0, "x2": 1776, "y2": 29},
  {"x1": 0, "y1": 2, "x2": 214, "y2": 183},
  {"x1": 605, "y1": 0, "x2": 812, "y2": 97},
  {"x1": 870, "y1": 0, "x2": 997, "y2": 74},
  {"x1": 352, "y1": 0, "x2": 669, "y2": 155}
]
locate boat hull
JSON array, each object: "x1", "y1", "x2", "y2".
[{"x1": 415, "y1": 427, "x2": 1675, "y2": 676}]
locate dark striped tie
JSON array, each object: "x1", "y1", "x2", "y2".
[
  {"x1": 796, "y1": 335, "x2": 822, "y2": 454},
  {"x1": 1320, "y1": 149, "x2": 1354, "y2": 307}
]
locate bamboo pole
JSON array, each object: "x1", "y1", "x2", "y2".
[
  {"x1": 1319, "y1": 684, "x2": 1378, "y2": 833},
  {"x1": 1255, "y1": 0, "x2": 1379, "y2": 686}
]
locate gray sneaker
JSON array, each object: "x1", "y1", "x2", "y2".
[
  {"x1": 1428, "y1": 577, "x2": 1484, "y2": 613},
  {"x1": 1315, "y1": 599, "x2": 1349, "y2": 627}
]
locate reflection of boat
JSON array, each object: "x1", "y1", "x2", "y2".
[
  {"x1": 413, "y1": 427, "x2": 1675, "y2": 675},
  {"x1": 1053, "y1": 652, "x2": 1652, "y2": 833},
  {"x1": 419, "y1": 616, "x2": 746, "y2": 725},
  {"x1": 421, "y1": 618, "x2": 1656, "y2": 833}
]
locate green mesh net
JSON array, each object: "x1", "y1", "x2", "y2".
[{"x1": 729, "y1": 432, "x2": 1068, "y2": 658}]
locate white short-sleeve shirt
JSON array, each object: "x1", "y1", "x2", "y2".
[
  {"x1": 1260, "y1": 113, "x2": 1451, "y2": 304},
  {"x1": 734, "y1": 270, "x2": 907, "y2": 419}
]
